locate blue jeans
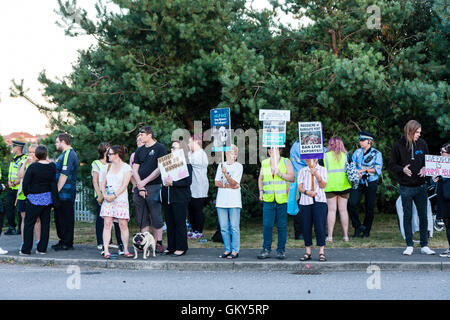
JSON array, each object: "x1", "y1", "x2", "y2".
[
  {"x1": 262, "y1": 201, "x2": 288, "y2": 253},
  {"x1": 399, "y1": 184, "x2": 428, "y2": 247},
  {"x1": 217, "y1": 208, "x2": 241, "y2": 253}
]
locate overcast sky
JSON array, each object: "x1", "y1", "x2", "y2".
[{"x1": 0, "y1": 0, "x2": 304, "y2": 136}]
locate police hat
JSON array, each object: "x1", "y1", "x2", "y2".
[
  {"x1": 359, "y1": 131, "x2": 375, "y2": 141},
  {"x1": 12, "y1": 140, "x2": 26, "y2": 147}
]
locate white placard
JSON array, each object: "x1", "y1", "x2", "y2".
[
  {"x1": 259, "y1": 109, "x2": 290, "y2": 121},
  {"x1": 158, "y1": 149, "x2": 189, "y2": 182},
  {"x1": 425, "y1": 155, "x2": 450, "y2": 178}
]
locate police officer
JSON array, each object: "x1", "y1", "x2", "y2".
[
  {"x1": 347, "y1": 132, "x2": 383, "y2": 238},
  {"x1": 4, "y1": 140, "x2": 28, "y2": 235},
  {"x1": 0, "y1": 168, "x2": 7, "y2": 254}
]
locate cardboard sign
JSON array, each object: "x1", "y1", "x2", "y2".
[
  {"x1": 425, "y1": 155, "x2": 450, "y2": 178},
  {"x1": 210, "y1": 108, "x2": 232, "y2": 152},
  {"x1": 298, "y1": 121, "x2": 324, "y2": 159},
  {"x1": 158, "y1": 149, "x2": 189, "y2": 182}
]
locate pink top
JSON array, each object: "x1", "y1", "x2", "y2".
[{"x1": 297, "y1": 164, "x2": 328, "y2": 205}]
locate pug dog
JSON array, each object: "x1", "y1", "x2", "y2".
[{"x1": 132, "y1": 232, "x2": 156, "y2": 259}]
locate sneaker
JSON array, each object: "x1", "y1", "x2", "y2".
[
  {"x1": 108, "y1": 244, "x2": 118, "y2": 249},
  {"x1": 36, "y1": 250, "x2": 46, "y2": 255},
  {"x1": 19, "y1": 250, "x2": 30, "y2": 256},
  {"x1": 100, "y1": 245, "x2": 105, "y2": 256},
  {"x1": 420, "y1": 246, "x2": 436, "y2": 255},
  {"x1": 403, "y1": 246, "x2": 414, "y2": 255},
  {"x1": 439, "y1": 249, "x2": 450, "y2": 257},
  {"x1": 97, "y1": 245, "x2": 103, "y2": 250},
  {"x1": 0, "y1": 247, "x2": 8, "y2": 255},
  {"x1": 276, "y1": 251, "x2": 286, "y2": 260},
  {"x1": 257, "y1": 249, "x2": 271, "y2": 259},
  {"x1": 4, "y1": 228, "x2": 17, "y2": 235},
  {"x1": 118, "y1": 244, "x2": 124, "y2": 255}
]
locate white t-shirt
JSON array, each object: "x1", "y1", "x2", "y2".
[
  {"x1": 99, "y1": 163, "x2": 132, "y2": 201},
  {"x1": 188, "y1": 149, "x2": 209, "y2": 198},
  {"x1": 215, "y1": 162, "x2": 243, "y2": 208}
]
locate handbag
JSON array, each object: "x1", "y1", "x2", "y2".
[{"x1": 345, "y1": 157, "x2": 360, "y2": 189}]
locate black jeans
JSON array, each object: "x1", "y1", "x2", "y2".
[
  {"x1": 21, "y1": 201, "x2": 51, "y2": 254},
  {"x1": 5, "y1": 189, "x2": 19, "y2": 230},
  {"x1": 348, "y1": 181, "x2": 378, "y2": 234},
  {"x1": 399, "y1": 184, "x2": 428, "y2": 247},
  {"x1": 164, "y1": 202, "x2": 188, "y2": 252},
  {"x1": 54, "y1": 200, "x2": 75, "y2": 247},
  {"x1": 95, "y1": 202, "x2": 122, "y2": 246},
  {"x1": 188, "y1": 197, "x2": 207, "y2": 233}
]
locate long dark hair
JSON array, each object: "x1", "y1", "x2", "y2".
[{"x1": 97, "y1": 142, "x2": 111, "y2": 160}]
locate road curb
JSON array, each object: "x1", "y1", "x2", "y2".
[{"x1": 1, "y1": 255, "x2": 449, "y2": 272}]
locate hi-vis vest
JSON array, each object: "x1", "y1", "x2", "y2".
[
  {"x1": 91, "y1": 159, "x2": 105, "y2": 198},
  {"x1": 262, "y1": 157, "x2": 289, "y2": 204},
  {"x1": 323, "y1": 151, "x2": 351, "y2": 192},
  {"x1": 8, "y1": 154, "x2": 28, "y2": 190}
]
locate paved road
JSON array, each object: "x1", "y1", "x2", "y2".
[{"x1": 0, "y1": 263, "x2": 448, "y2": 300}]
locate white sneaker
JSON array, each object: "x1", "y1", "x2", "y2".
[
  {"x1": 36, "y1": 250, "x2": 46, "y2": 255},
  {"x1": 439, "y1": 249, "x2": 450, "y2": 257},
  {"x1": 0, "y1": 247, "x2": 8, "y2": 255},
  {"x1": 421, "y1": 246, "x2": 436, "y2": 255},
  {"x1": 97, "y1": 245, "x2": 103, "y2": 250},
  {"x1": 403, "y1": 246, "x2": 414, "y2": 255}
]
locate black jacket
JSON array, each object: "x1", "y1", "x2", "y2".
[
  {"x1": 388, "y1": 136, "x2": 429, "y2": 187},
  {"x1": 436, "y1": 178, "x2": 450, "y2": 219},
  {"x1": 161, "y1": 164, "x2": 193, "y2": 204}
]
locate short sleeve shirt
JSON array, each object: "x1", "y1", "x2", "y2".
[
  {"x1": 134, "y1": 142, "x2": 167, "y2": 186},
  {"x1": 55, "y1": 148, "x2": 79, "y2": 201},
  {"x1": 297, "y1": 164, "x2": 328, "y2": 205}
]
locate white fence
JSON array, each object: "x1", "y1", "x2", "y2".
[{"x1": 75, "y1": 182, "x2": 95, "y2": 223}]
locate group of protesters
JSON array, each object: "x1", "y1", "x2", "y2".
[{"x1": 0, "y1": 120, "x2": 448, "y2": 261}]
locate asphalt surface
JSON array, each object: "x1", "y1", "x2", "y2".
[{"x1": 0, "y1": 233, "x2": 449, "y2": 272}]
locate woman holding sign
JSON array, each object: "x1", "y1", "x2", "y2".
[
  {"x1": 297, "y1": 159, "x2": 328, "y2": 262},
  {"x1": 435, "y1": 143, "x2": 450, "y2": 257},
  {"x1": 215, "y1": 144, "x2": 243, "y2": 259},
  {"x1": 161, "y1": 141, "x2": 193, "y2": 257}
]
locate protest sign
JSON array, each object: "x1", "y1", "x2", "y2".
[
  {"x1": 298, "y1": 121, "x2": 324, "y2": 159},
  {"x1": 425, "y1": 155, "x2": 450, "y2": 178},
  {"x1": 259, "y1": 109, "x2": 290, "y2": 148},
  {"x1": 158, "y1": 149, "x2": 189, "y2": 182},
  {"x1": 210, "y1": 108, "x2": 232, "y2": 152}
]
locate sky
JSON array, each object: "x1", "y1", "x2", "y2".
[{"x1": 0, "y1": 0, "x2": 306, "y2": 136}]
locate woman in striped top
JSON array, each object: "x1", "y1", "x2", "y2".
[{"x1": 297, "y1": 159, "x2": 328, "y2": 262}]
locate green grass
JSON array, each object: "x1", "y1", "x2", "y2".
[{"x1": 64, "y1": 213, "x2": 449, "y2": 249}]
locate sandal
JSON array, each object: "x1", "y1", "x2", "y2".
[
  {"x1": 124, "y1": 252, "x2": 134, "y2": 258},
  {"x1": 319, "y1": 253, "x2": 327, "y2": 262},
  {"x1": 227, "y1": 253, "x2": 239, "y2": 259},
  {"x1": 299, "y1": 253, "x2": 312, "y2": 261},
  {"x1": 104, "y1": 253, "x2": 111, "y2": 259},
  {"x1": 219, "y1": 252, "x2": 231, "y2": 258}
]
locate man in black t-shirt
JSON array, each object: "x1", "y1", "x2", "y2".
[{"x1": 132, "y1": 126, "x2": 167, "y2": 253}]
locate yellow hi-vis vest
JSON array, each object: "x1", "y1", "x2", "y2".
[
  {"x1": 8, "y1": 154, "x2": 28, "y2": 190},
  {"x1": 323, "y1": 151, "x2": 351, "y2": 192},
  {"x1": 262, "y1": 157, "x2": 289, "y2": 204}
]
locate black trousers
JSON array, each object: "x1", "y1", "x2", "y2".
[
  {"x1": 293, "y1": 211, "x2": 303, "y2": 238},
  {"x1": 188, "y1": 197, "x2": 207, "y2": 233},
  {"x1": 444, "y1": 218, "x2": 450, "y2": 248},
  {"x1": 54, "y1": 200, "x2": 75, "y2": 247},
  {"x1": 5, "y1": 189, "x2": 19, "y2": 230},
  {"x1": 300, "y1": 201, "x2": 328, "y2": 247},
  {"x1": 348, "y1": 181, "x2": 378, "y2": 234},
  {"x1": 164, "y1": 202, "x2": 188, "y2": 252},
  {"x1": 21, "y1": 201, "x2": 51, "y2": 254}
]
